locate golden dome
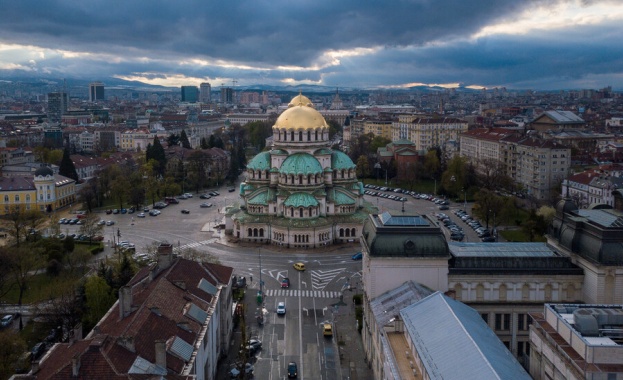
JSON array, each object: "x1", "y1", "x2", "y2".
[{"x1": 275, "y1": 94, "x2": 329, "y2": 131}]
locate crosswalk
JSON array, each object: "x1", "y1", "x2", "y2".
[
  {"x1": 264, "y1": 289, "x2": 343, "y2": 299},
  {"x1": 311, "y1": 268, "x2": 345, "y2": 290},
  {"x1": 173, "y1": 239, "x2": 217, "y2": 252}
]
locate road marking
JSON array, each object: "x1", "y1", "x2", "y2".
[
  {"x1": 264, "y1": 289, "x2": 341, "y2": 299},
  {"x1": 172, "y1": 239, "x2": 217, "y2": 252},
  {"x1": 310, "y1": 268, "x2": 345, "y2": 290}
]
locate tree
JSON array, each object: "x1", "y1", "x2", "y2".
[
  {"x1": 167, "y1": 133, "x2": 180, "y2": 147},
  {"x1": 146, "y1": 137, "x2": 167, "y2": 176},
  {"x1": 79, "y1": 213, "x2": 104, "y2": 244},
  {"x1": 78, "y1": 179, "x2": 99, "y2": 212},
  {"x1": 327, "y1": 119, "x2": 343, "y2": 139},
  {"x1": 7, "y1": 246, "x2": 45, "y2": 329},
  {"x1": 3, "y1": 206, "x2": 45, "y2": 247},
  {"x1": 84, "y1": 276, "x2": 116, "y2": 330},
  {"x1": 0, "y1": 330, "x2": 27, "y2": 379},
  {"x1": 200, "y1": 137, "x2": 209, "y2": 149},
  {"x1": 356, "y1": 155, "x2": 371, "y2": 178},
  {"x1": 59, "y1": 146, "x2": 79, "y2": 181},
  {"x1": 35, "y1": 288, "x2": 84, "y2": 340},
  {"x1": 180, "y1": 130, "x2": 191, "y2": 149},
  {"x1": 423, "y1": 149, "x2": 441, "y2": 180}
]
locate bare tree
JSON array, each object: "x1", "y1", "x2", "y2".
[
  {"x1": 8, "y1": 246, "x2": 45, "y2": 329},
  {"x1": 79, "y1": 213, "x2": 104, "y2": 244}
]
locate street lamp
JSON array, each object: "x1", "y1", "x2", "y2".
[
  {"x1": 257, "y1": 248, "x2": 263, "y2": 304},
  {"x1": 374, "y1": 163, "x2": 388, "y2": 186},
  {"x1": 434, "y1": 178, "x2": 437, "y2": 196},
  {"x1": 463, "y1": 188, "x2": 467, "y2": 211}
]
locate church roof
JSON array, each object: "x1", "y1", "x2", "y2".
[
  {"x1": 247, "y1": 151, "x2": 271, "y2": 171},
  {"x1": 274, "y1": 94, "x2": 328, "y2": 131},
  {"x1": 280, "y1": 153, "x2": 323, "y2": 175},
  {"x1": 328, "y1": 189, "x2": 356, "y2": 205},
  {"x1": 331, "y1": 150, "x2": 356, "y2": 170},
  {"x1": 283, "y1": 192, "x2": 319, "y2": 207},
  {"x1": 248, "y1": 188, "x2": 276, "y2": 205}
]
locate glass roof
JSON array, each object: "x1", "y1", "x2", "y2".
[{"x1": 379, "y1": 211, "x2": 429, "y2": 226}]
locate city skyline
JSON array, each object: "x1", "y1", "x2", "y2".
[{"x1": 1, "y1": 0, "x2": 623, "y2": 90}]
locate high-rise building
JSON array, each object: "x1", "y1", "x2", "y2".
[
  {"x1": 89, "y1": 82, "x2": 105, "y2": 102},
  {"x1": 181, "y1": 86, "x2": 199, "y2": 103},
  {"x1": 220, "y1": 87, "x2": 233, "y2": 103},
  {"x1": 200, "y1": 82, "x2": 211, "y2": 103},
  {"x1": 47, "y1": 92, "x2": 68, "y2": 123}
]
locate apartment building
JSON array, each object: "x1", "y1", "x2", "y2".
[
  {"x1": 460, "y1": 127, "x2": 516, "y2": 166},
  {"x1": 562, "y1": 166, "x2": 623, "y2": 208},
  {"x1": 395, "y1": 115, "x2": 468, "y2": 151},
  {"x1": 529, "y1": 304, "x2": 623, "y2": 380},
  {"x1": 18, "y1": 244, "x2": 235, "y2": 380},
  {"x1": 503, "y1": 135, "x2": 571, "y2": 200}
]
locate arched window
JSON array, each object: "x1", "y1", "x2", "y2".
[
  {"x1": 339, "y1": 228, "x2": 344, "y2": 237},
  {"x1": 299, "y1": 208, "x2": 303, "y2": 218},
  {"x1": 3, "y1": 195, "x2": 8, "y2": 202},
  {"x1": 454, "y1": 284, "x2": 463, "y2": 300},
  {"x1": 345, "y1": 229, "x2": 350, "y2": 237},
  {"x1": 299, "y1": 175, "x2": 303, "y2": 184},
  {"x1": 248, "y1": 228, "x2": 252, "y2": 237},
  {"x1": 259, "y1": 228, "x2": 264, "y2": 237},
  {"x1": 299, "y1": 131, "x2": 303, "y2": 141},
  {"x1": 315, "y1": 130, "x2": 318, "y2": 140},
  {"x1": 307, "y1": 174, "x2": 311, "y2": 184},
  {"x1": 351, "y1": 228, "x2": 356, "y2": 236},
  {"x1": 291, "y1": 131, "x2": 294, "y2": 141},
  {"x1": 544, "y1": 284, "x2": 553, "y2": 301},
  {"x1": 499, "y1": 284, "x2": 507, "y2": 301},
  {"x1": 284, "y1": 130, "x2": 287, "y2": 141},
  {"x1": 253, "y1": 228, "x2": 258, "y2": 237},
  {"x1": 521, "y1": 284, "x2": 530, "y2": 301},
  {"x1": 476, "y1": 284, "x2": 484, "y2": 301},
  {"x1": 307, "y1": 130, "x2": 311, "y2": 141},
  {"x1": 341, "y1": 170, "x2": 345, "y2": 178}
]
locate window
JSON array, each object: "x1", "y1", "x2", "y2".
[
  {"x1": 481, "y1": 313, "x2": 489, "y2": 324},
  {"x1": 495, "y1": 313, "x2": 511, "y2": 331},
  {"x1": 3, "y1": 195, "x2": 7, "y2": 202},
  {"x1": 14, "y1": 195, "x2": 19, "y2": 202}
]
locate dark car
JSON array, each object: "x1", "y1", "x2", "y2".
[
  {"x1": 352, "y1": 252, "x2": 363, "y2": 260},
  {"x1": 105, "y1": 209, "x2": 113, "y2": 214},
  {"x1": 31, "y1": 342, "x2": 45, "y2": 360},
  {"x1": 288, "y1": 362, "x2": 298, "y2": 378},
  {"x1": 228, "y1": 187, "x2": 235, "y2": 192},
  {"x1": 245, "y1": 339, "x2": 262, "y2": 355},
  {"x1": 181, "y1": 209, "x2": 190, "y2": 214},
  {"x1": 200, "y1": 194, "x2": 211, "y2": 199},
  {"x1": 481, "y1": 236, "x2": 496, "y2": 242},
  {"x1": 281, "y1": 277, "x2": 290, "y2": 288}
]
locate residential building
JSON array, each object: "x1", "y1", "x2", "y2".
[
  {"x1": 529, "y1": 303, "x2": 623, "y2": 379},
  {"x1": 47, "y1": 92, "x2": 68, "y2": 123},
  {"x1": 362, "y1": 118, "x2": 394, "y2": 140},
  {"x1": 181, "y1": 86, "x2": 199, "y2": 103},
  {"x1": 16, "y1": 244, "x2": 234, "y2": 380},
  {"x1": 89, "y1": 82, "x2": 105, "y2": 102},
  {"x1": 395, "y1": 115, "x2": 468, "y2": 151},
  {"x1": 562, "y1": 165, "x2": 623, "y2": 208},
  {"x1": 460, "y1": 127, "x2": 516, "y2": 169},
  {"x1": 95, "y1": 130, "x2": 120, "y2": 151},
  {"x1": 220, "y1": 87, "x2": 233, "y2": 104},
  {"x1": 199, "y1": 82, "x2": 211, "y2": 103}
]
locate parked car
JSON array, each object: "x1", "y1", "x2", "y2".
[
  {"x1": 200, "y1": 194, "x2": 211, "y2": 199},
  {"x1": 31, "y1": 342, "x2": 45, "y2": 360},
  {"x1": 352, "y1": 252, "x2": 363, "y2": 260},
  {"x1": 137, "y1": 212, "x2": 146, "y2": 218},
  {"x1": 228, "y1": 187, "x2": 235, "y2": 192},
  {"x1": 149, "y1": 210, "x2": 161, "y2": 216},
  {"x1": 246, "y1": 339, "x2": 262, "y2": 354},
  {"x1": 438, "y1": 205, "x2": 449, "y2": 210},
  {"x1": 200, "y1": 202, "x2": 213, "y2": 208},
  {"x1": 183, "y1": 193, "x2": 193, "y2": 198},
  {"x1": 229, "y1": 363, "x2": 254, "y2": 378},
  {"x1": 181, "y1": 209, "x2": 190, "y2": 214},
  {"x1": 1, "y1": 314, "x2": 13, "y2": 327},
  {"x1": 481, "y1": 236, "x2": 496, "y2": 242},
  {"x1": 277, "y1": 302, "x2": 286, "y2": 315},
  {"x1": 105, "y1": 220, "x2": 115, "y2": 226}
]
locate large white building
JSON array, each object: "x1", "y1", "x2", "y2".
[{"x1": 226, "y1": 94, "x2": 375, "y2": 247}]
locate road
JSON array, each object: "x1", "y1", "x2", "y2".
[{"x1": 49, "y1": 184, "x2": 492, "y2": 379}]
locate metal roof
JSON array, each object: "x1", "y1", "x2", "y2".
[
  {"x1": 246, "y1": 151, "x2": 271, "y2": 171},
  {"x1": 578, "y1": 209, "x2": 623, "y2": 228},
  {"x1": 279, "y1": 152, "x2": 323, "y2": 175},
  {"x1": 331, "y1": 150, "x2": 356, "y2": 170},
  {"x1": 544, "y1": 110, "x2": 585, "y2": 124},
  {"x1": 449, "y1": 242, "x2": 557, "y2": 257},
  {"x1": 170, "y1": 336, "x2": 194, "y2": 362},
  {"x1": 369, "y1": 281, "x2": 433, "y2": 327},
  {"x1": 401, "y1": 292, "x2": 532, "y2": 380},
  {"x1": 128, "y1": 356, "x2": 167, "y2": 375},
  {"x1": 283, "y1": 192, "x2": 319, "y2": 207}
]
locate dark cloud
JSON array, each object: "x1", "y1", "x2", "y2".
[{"x1": 0, "y1": 0, "x2": 622, "y2": 89}]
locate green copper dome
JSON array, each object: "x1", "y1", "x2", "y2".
[
  {"x1": 247, "y1": 151, "x2": 271, "y2": 171},
  {"x1": 279, "y1": 153, "x2": 323, "y2": 175},
  {"x1": 331, "y1": 150, "x2": 356, "y2": 170},
  {"x1": 284, "y1": 192, "x2": 319, "y2": 207}
]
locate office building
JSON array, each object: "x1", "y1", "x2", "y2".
[
  {"x1": 88, "y1": 82, "x2": 105, "y2": 102},
  {"x1": 220, "y1": 87, "x2": 233, "y2": 104},
  {"x1": 200, "y1": 82, "x2": 211, "y2": 103},
  {"x1": 47, "y1": 92, "x2": 68, "y2": 123},
  {"x1": 181, "y1": 86, "x2": 199, "y2": 103}
]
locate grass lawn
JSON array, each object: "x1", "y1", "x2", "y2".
[
  {"x1": 499, "y1": 229, "x2": 546, "y2": 243},
  {"x1": 3, "y1": 272, "x2": 83, "y2": 305}
]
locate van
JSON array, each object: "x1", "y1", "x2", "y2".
[{"x1": 323, "y1": 323, "x2": 333, "y2": 337}]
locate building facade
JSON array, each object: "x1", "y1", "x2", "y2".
[
  {"x1": 89, "y1": 82, "x2": 105, "y2": 102},
  {"x1": 181, "y1": 86, "x2": 199, "y2": 103},
  {"x1": 226, "y1": 94, "x2": 375, "y2": 247},
  {"x1": 199, "y1": 82, "x2": 211, "y2": 103}
]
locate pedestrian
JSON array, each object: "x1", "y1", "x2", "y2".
[{"x1": 250, "y1": 275, "x2": 253, "y2": 283}]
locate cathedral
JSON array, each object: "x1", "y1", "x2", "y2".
[{"x1": 225, "y1": 94, "x2": 375, "y2": 248}]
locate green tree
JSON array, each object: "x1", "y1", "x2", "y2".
[
  {"x1": 356, "y1": 155, "x2": 371, "y2": 178},
  {"x1": 59, "y1": 146, "x2": 79, "y2": 181},
  {"x1": 0, "y1": 330, "x2": 27, "y2": 379},
  {"x1": 146, "y1": 137, "x2": 166, "y2": 176},
  {"x1": 200, "y1": 137, "x2": 209, "y2": 149},
  {"x1": 7, "y1": 246, "x2": 45, "y2": 329},
  {"x1": 370, "y1": 136, "x2": 391, "y2": 153},
  {"x1": 84, "y1": 276, "x2": 116, "y2": 329},
  {"x1": 180, "y1": 129, "x2": 191, "y2": 149},
  {"x1": 245, "y1": 121, "x2": 272, "y2": 151},
  {"x1": 167, "y1": 133, "x2": 180, "y2": 147},
  {"x1": 327, "y1": 119, "x2": 343, "y2": 139},
  {"x1": 423, "y1": 149, "x2": 441, "y2": 180}
]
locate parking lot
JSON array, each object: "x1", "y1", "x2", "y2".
[{"x1": 363, "y1": 184, "x2": 498, "y2": 243}]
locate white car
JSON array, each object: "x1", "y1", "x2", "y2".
[
  {"x1": 183, "y1": 193, "x2": 193, "y2": 198},
  {"x1": 277, "y1": 302, "x2": 286, "y2": 315},
  {"x1": 137, "y1": 212, "x2": 146, "y2": 218}
]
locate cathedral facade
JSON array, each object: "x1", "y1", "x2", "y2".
[{"x1": 226, "y1": 94, "x2": 375, "y2": 248}]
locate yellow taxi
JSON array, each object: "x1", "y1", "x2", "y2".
[
  {"x1": 293, "y1": 262, "x2": 306, "y2": 271},
  {"x1": 323, "y1": 323, "x2": 333, "y2": 337}
]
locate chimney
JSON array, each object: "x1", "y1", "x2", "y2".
[
  {"x1": 155, "y1": 340, "x2": 167, "y2": 369},
  {"x1": 119, "y1": 286, "x2": 133, "y2": 319},
  {"x1": 71, "y1": 354, "x2": 81, "y2": 376},
  {"x1": 117, "y1": 336, "x2": 135, "y2": 352},
  {"x1": 157, "y1": 243, "x2": 174, "y2": 269}
]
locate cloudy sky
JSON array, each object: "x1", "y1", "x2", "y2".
[{"x1": 1, "y1": 0, "x2": 623, "y2": 90}]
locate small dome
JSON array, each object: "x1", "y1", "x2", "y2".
[
  {"x1": 274, "y1": 94, "x2": 329, "y2": 131},
  {"x1": 331, "y1": 150, "x2": 356, "y2": 170},
  {"x1": 280, "y1": 153, "x2": 323, "y2": 175},
  {"x1": 555, "y1": 197, "x2": 577, "y2": 215},
  {"x1": 247, "y1": 151, "x2": 271, "y2": 171},
  {"x1": 34, "y1": 166, "x2": 53, "y2": 177},
  {"x1": 284, "y1": 192, "x2": 319, "y2": 207}
]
